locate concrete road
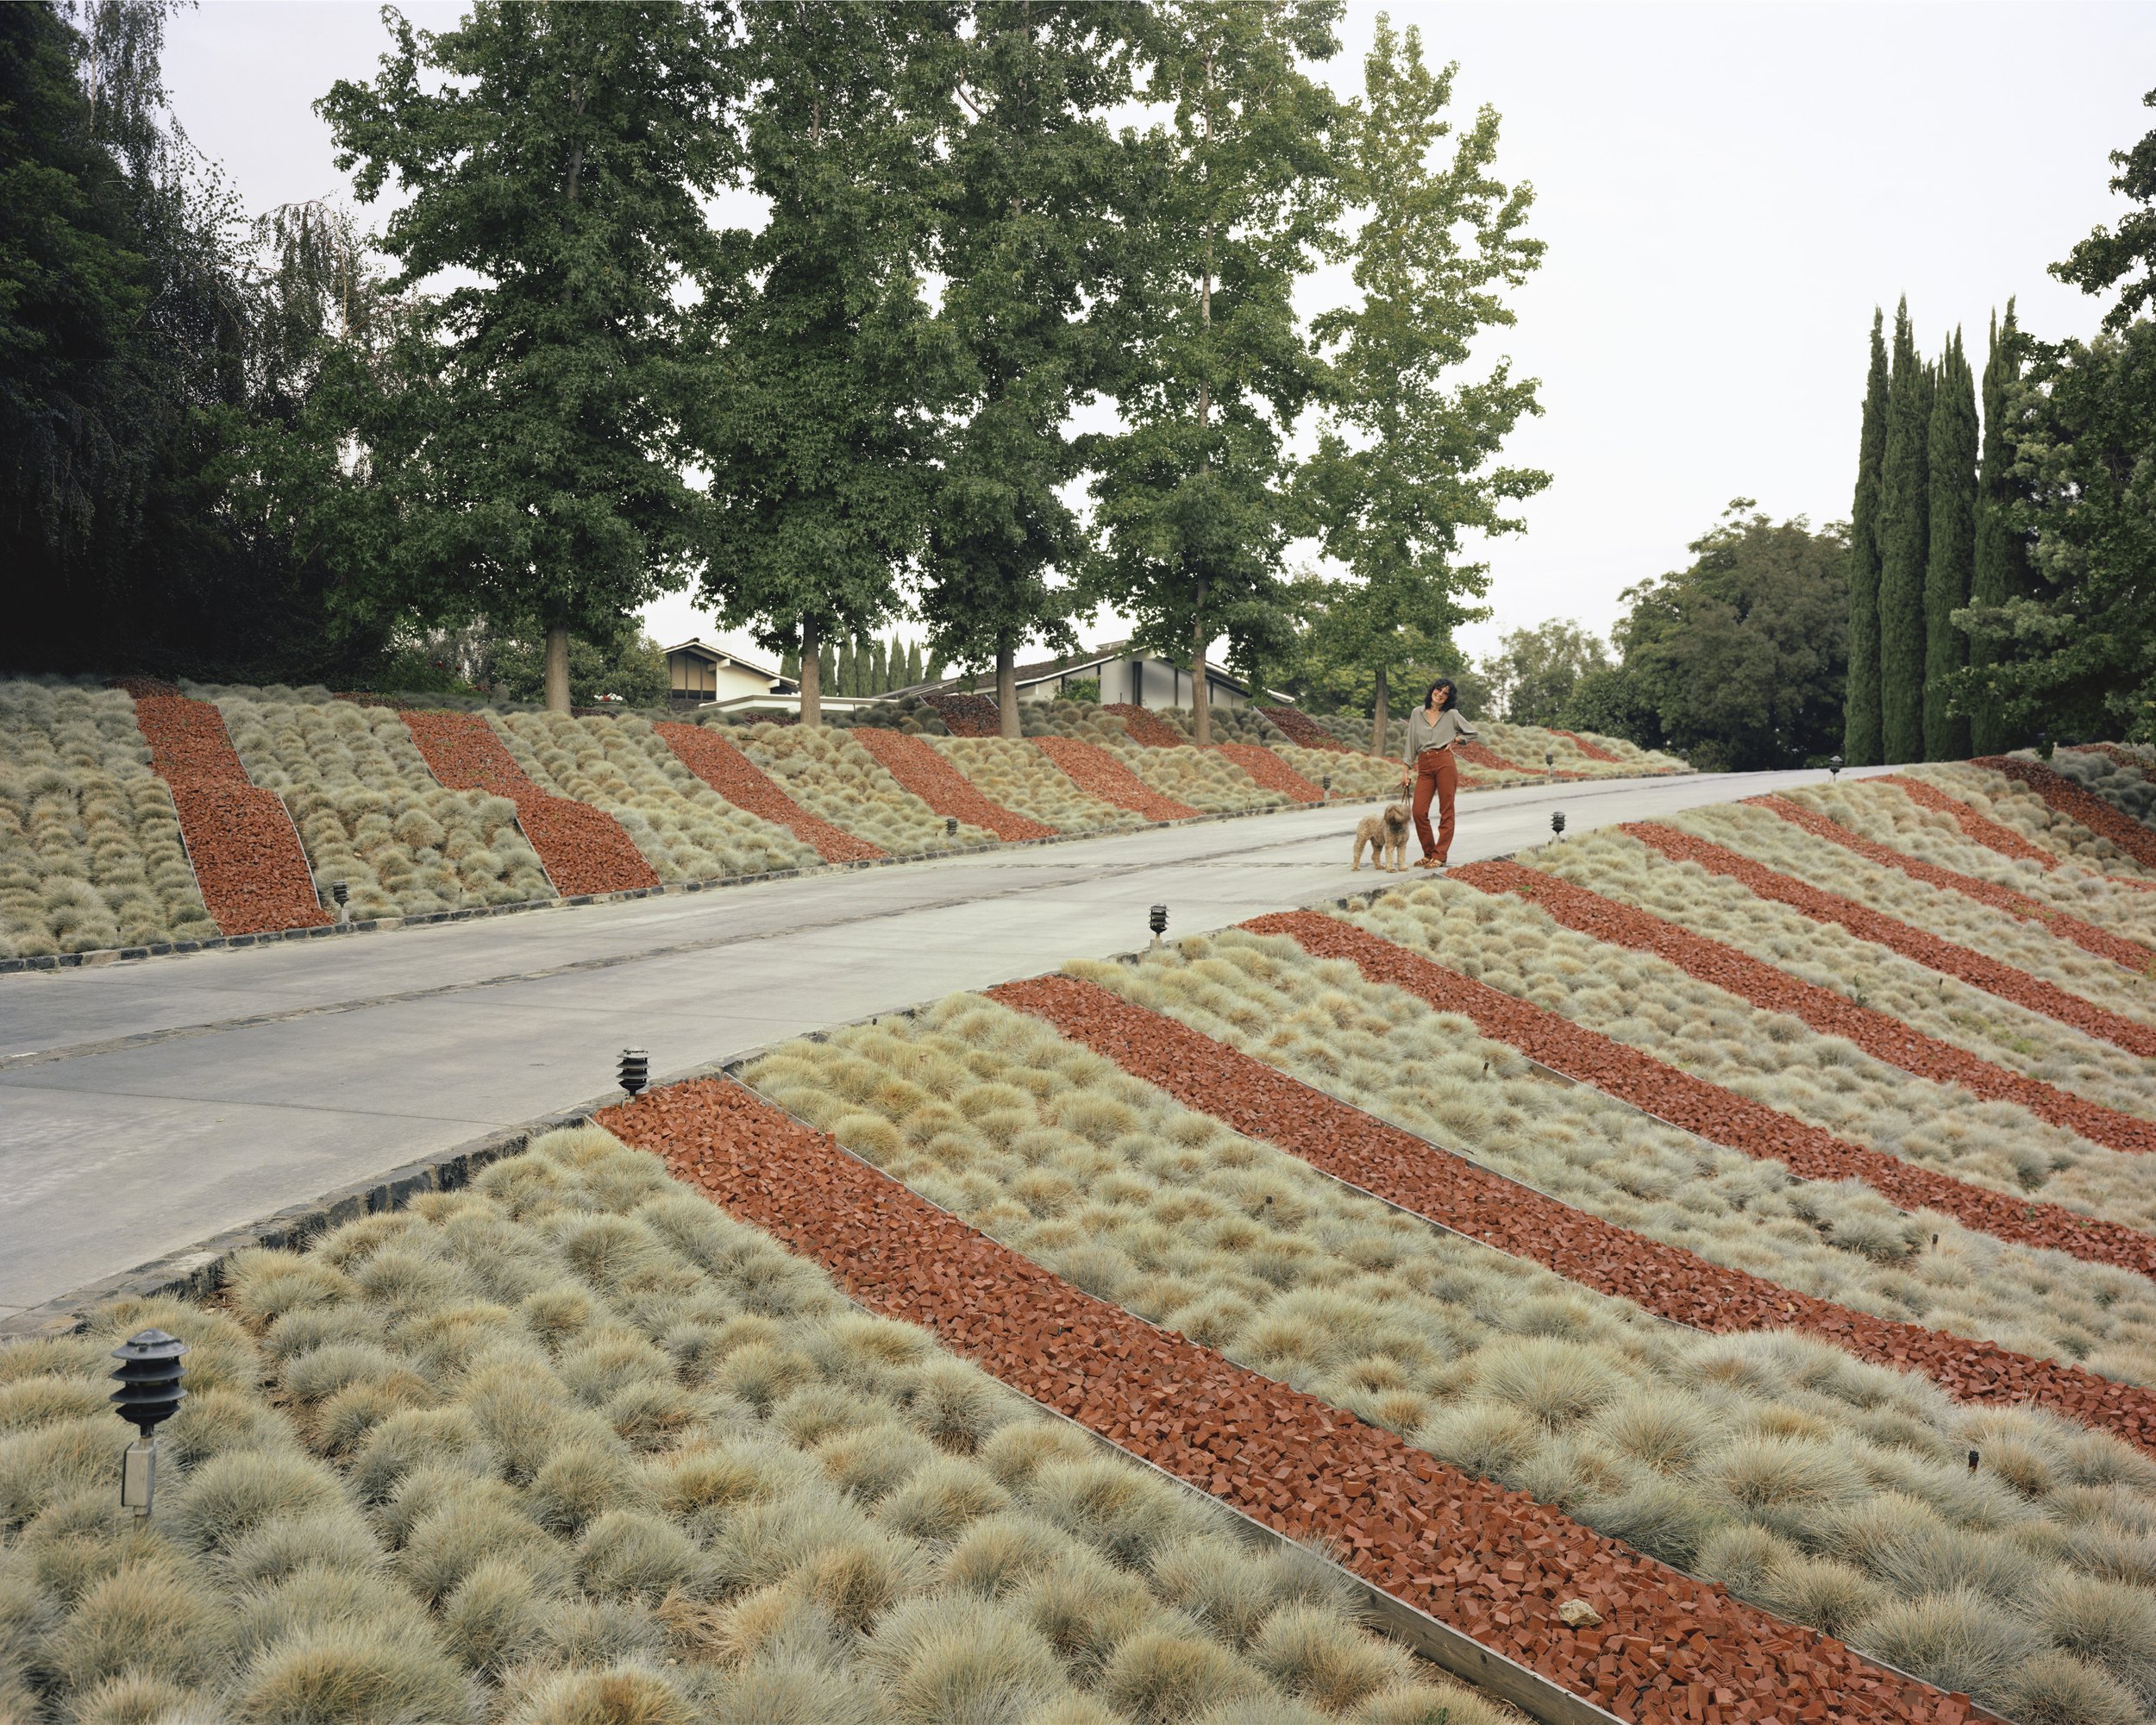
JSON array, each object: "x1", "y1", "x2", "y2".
[{"x1": 0, "y1": 765, "x2": 1884, "y2": 1315}]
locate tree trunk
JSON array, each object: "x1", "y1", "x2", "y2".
[
  {"x1": 996, "y1": 639, "x2": 1020, "y2": 739},
  {"x1": 1190, "y1": 581, "x2": 1211, "y2": 747},
  {"x1": 799, "y1": 616, "x2": 823, "y2": 726},
  {"x1": 544, "y1": 624, "x2": 572, "y2": 713},
  {"x1": 1370, "y1": 663, "x2": 1389, "y2": 756}
]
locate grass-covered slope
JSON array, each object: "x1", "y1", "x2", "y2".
[
  {"x1": 0, "y1": 681, "x2": 215, "y2": 957},
  {"x1": 0, "y1": 1128, "x2": 1497, "y2": 1725},
  {"x1": 743, "y1": 998, "x2": 2156, "y2": 1722}
]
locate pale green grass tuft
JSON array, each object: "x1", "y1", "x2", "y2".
[
  {"x1": 163, "y1": 1450, "x2": 342, "y2": 1557},
  {"x1": 1250, "y1": 1603, "x2": 1411, "y2": 1711},
  {"x1": 502, "y1": 1665, "x2": 697, "y2": 1725},
  {"x1": 863, "y1": 1594, "x2": 1069, "y2": 1724},
  {"x1": 1853, "y1": 1586, "x2": 2046, "y2": 1706},
  {"x1": 49, "y1": 1561, "x2": 233, "y2": 1693},
  {"x1": 1101, "y1": 1628, "x2": 1265, "y2": 1725}
]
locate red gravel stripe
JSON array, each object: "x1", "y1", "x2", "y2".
[
  {"x1": 1233, "y1": 914, "x2": 2156, "y2": 1287},
  {"x1": 849, "y1": 727, "x2": 1054, "y2": 842},
  {"x1": 1032, "y1": 736, "x2": 1200, "y2": 821},
  {"x1": 1976, "y1": 755, "x2": 2156, "y2": 871},
  {"x1": 128, "y1": 693, "x2": 330, "y2": 937},
  {"x1": 1258, "y1": 704, "x2": 1354, "y2": 753},
  {"x1": 1212, "y1": 740, "x2": 1325, "y2": 802},
  {"x1": 1452, "y1": 858, "x2": 2156, "y2": 1157},
  {"x1": 602, "y1": 1076, "x2": 1977, "y2": 1725},
  {"x1": 654, "y1": 722, "x2": 885, "y2": 864},
  {"x1": 1879, "y1": 775, "x2": 2061, "y2": 869},
  {"x1": 399, "y1": 711, "x2": 660, "y2": 897},
  {"x1": 1456, "y1": 738, "x2": 1538, "y2": 775},
  {"x1": 1626, "y1": 822, "x2": 2156, "y2": 1057},
  {"x1": 1001, "y1": 966, "x2": 2156, "y2": 1461},
  {"x1": 1750, "y1": 794, "x2": 2154, "y2": 972},
  {"x1": 1104, "y1": 702, "x2": 1186, "y2": 748},
  {"x1": 1552, "y1": 728, "x2": 1623, "y2": 764}
]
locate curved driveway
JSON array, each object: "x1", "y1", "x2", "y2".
[{"x1": 0, "y1": 764, "x2": 1884, "y2": 1316}]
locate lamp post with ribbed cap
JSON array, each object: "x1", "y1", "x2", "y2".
[{"x1": 111, "y1": 1329, "x2": 186, "y2": 1517}]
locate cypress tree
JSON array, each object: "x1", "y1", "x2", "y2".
[
  {"x1": 818, "y1": 638, "x2": 837, "y2": 694},
  {"x1": 1970, "y1": 304, "x2": 2031, "y2": 755},
  {"x1": 1843, "y1": 310, "x2": 1890, "y2": 766},
  {"x1": 1923, "y1": 329, "x2": 1977, "y2": 760},
  {"x1": 874, "y1": 637, "x2": 891, "y2": 693},
  {"x1": 1877, "y1": 300, "x2": 1930, "y2": 762},
  {"x1": 906, "y1": 640, "x2": 924, "y2": 687}
]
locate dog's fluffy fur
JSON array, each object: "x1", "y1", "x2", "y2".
[{"x1": 1354, "y1": 801, "x2": 1413, "y2": 872}]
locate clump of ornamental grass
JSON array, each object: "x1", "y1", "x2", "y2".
[{"x1": 931, "y1": 737, "x2": 1143, "y2": 833}]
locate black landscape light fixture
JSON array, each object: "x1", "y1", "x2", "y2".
[
  {"x1": 1321, "y1": 774, "x2": 1332, "y2": 794},
  {"x1": 1149, "y1": 903, "x2": 1169, "y2": 945},
  {"x1": 331, "y1": 879, "x2": 349, "y2": 921},
  {"x1": 111, "y1": 1329, "x2": 186, "y2": 1518},
  {"x1": 1544, "y1": 748, "x2": 1555, "y2": 777},
  {"x1": 1968, "y1": 1448, "x2": 1981, "y2": 1473},
  {"x1": 1828, "y1": 756, "x2": 1843, "y2": 782},
  {"x1": 618, "y1": 1049, "x2": 649, "y2": 1098},
  {"x1": 945, "y1": 815, "x2": 958, "y2": 837},
  {"x1": 1551, "y1": 810, "x2": 1566, "y2": 837}
]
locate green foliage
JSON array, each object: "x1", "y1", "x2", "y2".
[
  {"x1": 1056, "y1": 679, "x2": 1102, "y2": 705},
  {"x1": 693, "y1": 4, "x2": 950, "y2": 719},
  {"x1": 1481, "y1": 619, "x2": 1608, "y2": 727},
  {"x1": 491, "y1": 631, "x2": 667, "y2": 709},
  {"x1": 1608, "y1": 501, "x2": 1848, "y2": 772},
  {"x1": 1923, "y1": 329, "x2": 1977, "y2": 761},
  {"x1": 1877, "y1": 301, "x2": 1930, "y2": 763},
  {"x1": 1844, "y1": 310, "x2": 1889, "y2": 767},
  {"x1": 1086, "y1": 0, "x2": 1343, "y2": 740},
  {"x1": 2054, "y1": 86, "x2": 2156, "y2": 335},
  {"x1": 314, "y1": 3, "x2": 733, "y2": 665},
  {"x1": 1296, "y1": 15, "x2": 1544, "y2": 742},
  {"x1": 1966, "y1": 306, "x2": 2034, "y2": 755}
]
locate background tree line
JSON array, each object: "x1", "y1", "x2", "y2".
[{"x1": 3, "y1": 0, "x2": 1546, "y2": 742}]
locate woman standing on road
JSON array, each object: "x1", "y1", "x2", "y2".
[{"x1": 1399, "y1": 678, "x2": 1476, "y2": 870}]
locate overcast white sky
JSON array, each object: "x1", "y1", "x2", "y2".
[{"x1": 165, "y1": 1, "x2": 2155, "y2": 667}]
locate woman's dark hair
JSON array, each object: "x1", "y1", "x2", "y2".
[{"x1": 1425, "y1": 679, "x2": 1458, "y2": 712}]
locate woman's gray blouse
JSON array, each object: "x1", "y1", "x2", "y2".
[{"x1": 1401, "y1": 706, "x2": 1478, "y2": 764}]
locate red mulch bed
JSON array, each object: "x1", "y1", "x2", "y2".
[
  {"x1": 128, "y1": 693, "x2": 330, "y2": 937},
  {"x1": 602, "y1": 1075, "x2": 1977, "y2": 1725},
  {"x1": 399, "y1": 711, "x2": 659, "y2": 897},
  {"x1": 1238, "y1": 915, "x2": 2156, "y2": 1288},
  {"x1": 1103, "y1": 702, "x2": 1185, "y2": 748},
  {"x1": 1552, "y1": 728, "x2": 1623, "y2": 764},
  {"x1": 1977, "y1": 756, "x2": 2156, "y2": 872},
  {"x1": 999, "y1": 968, "x2": 2156, "y2": 1458},
  {"x1": 1257, "y1": 704, "x2": 1354, "y2": 753},
  {"x1": 1752, "y1": 795, "x2": 2154, "y2": 972},
  {"x1": 1456, "y1": 738, "x2": 1538, "y2": 775},
  {"x1": 1212, "y1": 741, "x2": 1325, "y2": 802},
  {"x1": 655, "y1": 722, "x2": 885, "y2": 864},
  {"x1": 1453, "y1": 859, "x2": 2156, "y2": 1157},
  {"x1": 850, "y1": 727, "x2": 1055, "y2": 842},
  {"x1": 1032, "y1": 736, "x2": 1200, "y2": 821},
  {"x1": 924, "y1": 691, "x2": 1002, "y2": 737},
  {"x1": 1880, "y1": 775, "x2": 2061, "y2": 869},
  {"x1": 1627, "y1": 822, "x2": 2156, "y2": 1058}
]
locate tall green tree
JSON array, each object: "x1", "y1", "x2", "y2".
[
  {"x1": 319, "y1": 2, "x2": 735, "y2": 712},
  {"x1": 1481, "y1": 618, "x2": 1609, "y2": 726},
  {"x1": 1298, "y1": 14, "x2": 1544, "y2": 754},
  {"x1": 1923, "y1": 328, "x2": 1977, "y2": 760},
  {"x1": 693, "y1": 3, "x2": 950, "y2": 724},
  {"x1": 1876, "y1": 300, "x2": 1930, "y2": 762},
  {"x1": 1611, "y1": 502, "x2": 1849, "y2": 772},
  {"x1": 916, "y1": 2, "x2": 1131, "y2": 738},
  {"x1": 1087, "y1": 0, "x2": 1342, "y2": 744},
  {"x1": 1841, "y1": 310, "x2": 1888, "y2": 765},
  {"x1": 1966, "y1": 304, "x2": 2031, "y2": 753}
]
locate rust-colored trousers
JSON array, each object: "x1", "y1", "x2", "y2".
[{"x1": 1412, "y1": 747, "x2": 1458, "y2": 862}]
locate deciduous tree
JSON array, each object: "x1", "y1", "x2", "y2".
[{"x1": 1481, "y1": 618, "x2": 1608, "y2": 727}]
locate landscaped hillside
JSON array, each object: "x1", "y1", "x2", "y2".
[{"x1": 0, "y1": 677, "x2": 1668, "y2": 964}]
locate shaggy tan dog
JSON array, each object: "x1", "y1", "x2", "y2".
[{"x1": 1353, "y1": 800, "x2": 1413, "y2": 872}]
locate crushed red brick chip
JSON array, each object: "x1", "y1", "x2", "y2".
[
  {"x1": 1452, "y1": 859, "x2": 2156, "y2": 1158},
  {"x1": 1878, "y1": 775, "x2": 2062, "y2": 869},
  {"x1": 849, "y1": 726, "x2": 1055, "y2": 842},
  {"x1": 924, "y1": 691, "x2": 1002, "y2": 737},
  {"x1": 1975, "y1": 756, "x2": 2156, "y2": 872},
  {"x1": 998, "y1": 966, "x2": 2156, "y2": 1459},
  {"x1": 1258, "y1": 704, "x2": 1355, "y2": 753},
  {"x1": 1211, "y1": 740, "x2": 1326, "y2": 802},
  {"x1": 601, "y1": 1076, "x2": 1981, "y2": 1725},
  {"x1": 1552, "y1": 728, "x2": 1624, "y2": 765},
  {"x1": 1104, "y1": 702, "x2": 1186, "y2": 748},
  {"x1": 1032, "y1": 736, "x2": 1200, "y2": 821},
  {"x1": 1751, "y1": 794, "x2": 2153, "y2": 972},
  {"x1": 128, "y1": 692, "x2": 330, "y2": 937},
  {"x1": 1256, "y1": 911, "x2": 2156, "y2": 1285},
  {"x1": 1626, "y1": 822, "x2": 2156, "y2": 1057},
  {"x1": 1456, "y1": 738, "x2": 1535, "y2": 775},
  {"x1": 399, "y1": 711, "x2": 659, "y2": 897},
  {"x1": 654, "y1": 722, "x2": 885, "y2": 864}
]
